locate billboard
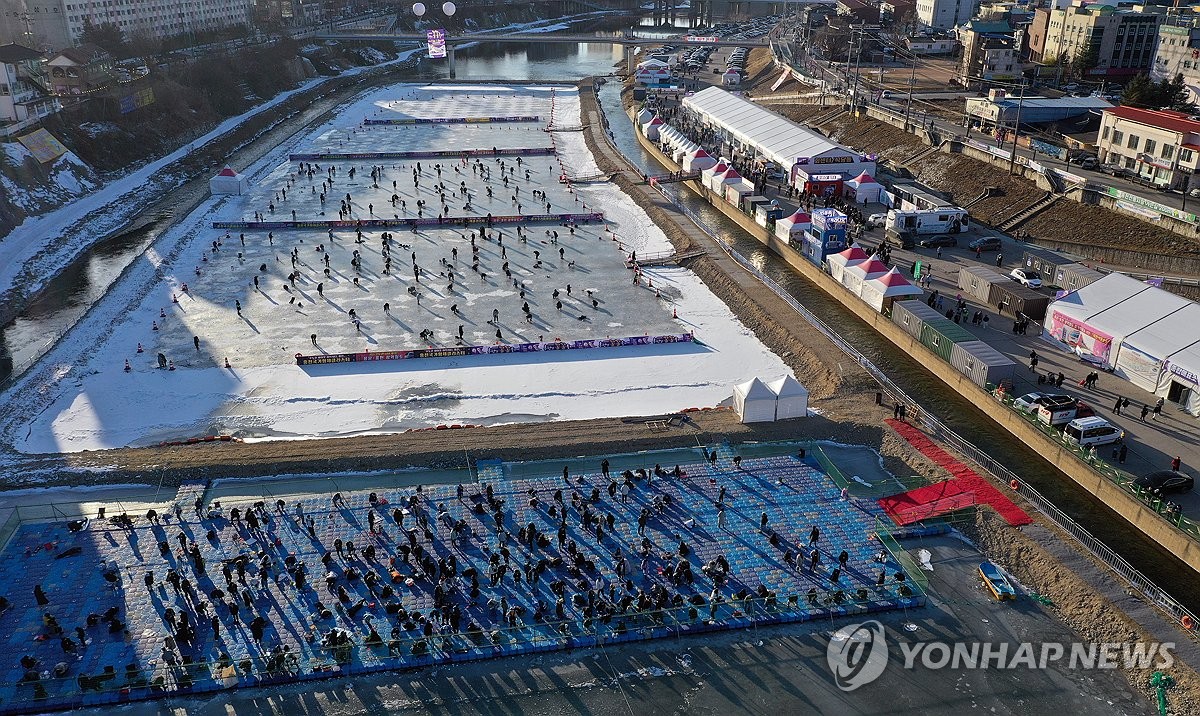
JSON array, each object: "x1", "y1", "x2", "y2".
[
  {"x1": 296, "y1": 333, "x2": 695, "y2": 366},
  {"x1": 427, "y1": 28, "x2": 447, "y2": 59},
  {"x1": 17, "y1": 129, "x2": 68, "y2": 163}
]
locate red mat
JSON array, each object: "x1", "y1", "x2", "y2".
[{"x1": 880, "y1": 419, "x2": 1032, "y2": 527}]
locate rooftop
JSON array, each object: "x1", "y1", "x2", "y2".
[
  {"x1": 0, "y1": 43, "x2": 43, "y2": 64},
  {"x1": 1104, "y1": 105, "x2": 1200, "y2": 134}
]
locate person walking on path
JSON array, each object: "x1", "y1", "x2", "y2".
[
  {"x1": 1118, "y1": 444, "x2": 1128, "y2": 465},
  {"x1": 1140, "y1": 404, "x2": 1150, "y2": 422},
  {"x1": 1029, "y1": 350, "x2": 1039, "y2": 372},
  {"x1": 1172, "y1": 456, "x2": 1182, "y2": 472},
  {"x1": 1112, "y1": 397, "x2": 1123, "y2": 415},
  {"x1": 601, "y1": 459, "x2": 610, "y2": 480},
  {"x1": 1152, "y1": 398, "x2": 1164, "y2": 420}
]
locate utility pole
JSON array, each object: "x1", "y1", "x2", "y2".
[
  {"x1": 1007, "y1": 80, "x2": 1026, "y2": 175},
  {"x1": 904, "y1": 49, "x2": 917, "y2": 126},
  {"x1": 851, "y1": 28, "x2": 864, "y2": 107}
]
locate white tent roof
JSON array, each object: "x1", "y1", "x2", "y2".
[
  {"x1": 1048, "y1": 273, "x2": 1150, "y2": 324},
  {"x1": 1087, "y1": 285, "x2": 1193, "y2": 348},
  {"x1": 865, "y1": 268, "x2": 923, "y2": 297},
  {"x1": 1122, "y1": 304, "x2": 1200, "y2": 361},
  {"x1": 844, "y1": 257, "x2": 890, "y2": 281},
  {"x1": 766, "y1": 375, "x2": 808, "y2": 398},
  {"x1": 734, "y1": 377, "x2": 776, "y2": 401},
  {"x1": 682, "y1": 86, "x2": 856, "y2": 170}
]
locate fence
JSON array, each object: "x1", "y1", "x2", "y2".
[{"x1": 597, "y1": 109, "x2": 1200, "y2": 635}]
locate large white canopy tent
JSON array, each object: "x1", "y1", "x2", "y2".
[
  {"x1": 681, "y1": 87, "x2": 875, "y2": 184},
  {"x1": 209, "y1": 167, "x2": 248, "y2": 195},
  {"x1": 841, "y1": 256, "x2": 890, "y2": 298},
  {"x1": 860, "y1": 268, "x2": 923, "y2": 313},
  {"x1": 826, "y1": 246, "x2": 868, "y2": 282}
]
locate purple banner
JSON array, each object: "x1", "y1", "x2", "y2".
[
  {"x1": 295, "y1": 333, "x2": 695, "y2": 366},
  {"x1": 427, "y1": 28, "x2": 447, "y2": 59}
]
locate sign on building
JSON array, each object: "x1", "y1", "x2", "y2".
[
  {"x1": 17, "y1": 129, "x2": 68, "y2": 163},
  {"x1": 427, "y1": 28, "x2": 447, "y2": 59}
]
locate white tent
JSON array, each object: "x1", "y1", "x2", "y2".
[
  {"x1": 826, "y1": 246, "x2": 869, "y2": 282},
  {"x1": 774, "y1": 210, "x2": 812, "y2": 241},
  {"x1": 733, "y1": 377, "x2": 777, "y2": 423},
  {"x1": 209, "y1": 167, "x2": 248, "y2": 195},
  {"x1": 841, "y1": 256, "x2": 890, "y2": 297},
  {"x1": 636, "y1": 107, "x2": 655, "y2": 125},
  {"x1": 642, "y1": 117, "x2": 664, "y2": 141},
  {"x1": 767, "y1": 375, "x2": 808, "y2": 419},
  {"x1": 708, "y1": 166, "x2": 744, "y2": 193},
  {"x1": 1117, "y1": 304, "x2": 1200, "y2": 392},
  {"x1": 637, "y1": 58, "x2": 669, "y2": 71},
  {"x1": 860, "y1": 267, "x2": 923, "y2": 313},
  {"x1": 1159, "y1": 342, "x2": 1200, "y2": 417},
  {"x1": 721, "y1": 69, "x2": 742, "y2": 86},
  {"x1": 683, "y1": 148, "x2": 718, "y2": 172},
  {"x1": 845, "y1": 171, "x2": 882, "y2": 203},
  {"x1": 1043, "y1": 273, "x2": 1156, "y2": 366},
  {"x1": 701, "y1": 161, "x2": 729, "y2": 189}
]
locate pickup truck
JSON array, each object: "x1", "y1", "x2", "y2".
[{"x1": 1037, "y1": 400, "x2": 1096, "y2": 427}]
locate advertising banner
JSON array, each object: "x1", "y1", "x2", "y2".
[
  {"x1": 427, "y1": 28, "x2": 447, "y2": 59},
  {"x1": 17, "y1": 129, "x2": 67, "y2": 163},
  {"x1": 296, "y1": 333, "x2": 695, "y2": 366},
  {"x1": 1046, "y1": 310, "x2": 1114, "y2": 364}
]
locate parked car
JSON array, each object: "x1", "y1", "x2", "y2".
[
  {"x1": 867, "y1": 212, "x2": 888, "y2": 228},
  {"x1": 918, "y1": 234, "x2": 957, "y2": 248},
  {"x1": 1100, "y1": 164, "x2": 1133, "y2": 178},
  {"x1": 1077, "y1": 156, "x2": 1098, "y2": 170},
  {"x1": 1133, "y1": 470, "x2": 1195, "y2": 495},
  {"x1": 1037, "y1": 400, "x2": 1095, "y2": 427},
  {"x1": 1009, "y1": 268, "x2": 1042, "y2": 288},
  {"x1": 886, "y1": 229, "x2": 915, "y2": 249},
  {"x1": 1012, "y1": 392, "x2": 1075, "y2": 414},
  {"x1": 1062, "y1": 416, "x2": 1122, "y2": 448},
  {"x1": 968, "y1": 236, "x2": 1002, "y2": 252}
]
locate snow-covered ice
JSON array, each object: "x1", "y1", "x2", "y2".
[{"x1": 8, "y1": 84, "x2": 791, "y2": 453}]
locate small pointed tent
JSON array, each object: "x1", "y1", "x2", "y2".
[
  {"x1": 766, "y1": 375, "x2": 808, "y2": 420},
  {"x1": 861, "y1": 267, "x2": 923, "y2": 313},
  {"x1": 642, "y1": 116, "x2": 665, "y2": 141},
  {"x1": 733, "y1": 377, "x2": 777, "y2": 423},
  {"x1": 636, "y1": 107, "x2": 655, "y2": 125},
  {"x1": 841, "y1": 256, "x2": 890, "y2": 297},
  {"x1": 701, "y1": 161, "x2": 729, "y2": 190},
  {"x1": 722, "y1": 68, "x2": 742, "y2": 86},
  {"x1": 683, "y1": 148, "x2": 718, "y2": 172},
  {"x1": 826, "y1": 246, "x2": 869, "y2": 282},
  {"x1": 209, "y1": 166, "x2": 248, "y2": 195},
  {"x1": 844, "y1": 171, "x2": 881, "y2": 203}
]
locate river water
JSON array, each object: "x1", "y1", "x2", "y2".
[{"x1": 1, "y1": 29, "x2": 1194, "y2": 611}]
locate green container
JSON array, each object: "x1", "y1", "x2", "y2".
[{"x1": 919, "y1": 317, "x2": 975, "y2": 362}]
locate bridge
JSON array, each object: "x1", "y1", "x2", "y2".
[
  {"x1": 313, "y1": 30, "x2": 768, "y2": 76},
  {"x1": 312, "y1": 31, "x2": 768, "y2": 49}
]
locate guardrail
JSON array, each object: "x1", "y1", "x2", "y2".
[{"x1": 596, "y1": 104, "x2": 1200, "y2": 635}]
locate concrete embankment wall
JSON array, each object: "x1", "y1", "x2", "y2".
[{"x1": 633, "y1": 126, "x2": 1200, "y2": 577}]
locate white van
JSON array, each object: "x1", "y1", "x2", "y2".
[{"x1": 1063, "y1": 416, "x2": 1122, "y2": 448}]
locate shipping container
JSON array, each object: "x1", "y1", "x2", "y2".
[
  {"x1": 958, "y1": 265, "x2": 1006, "y2": 303},
  {"x1": 987, "y1": 281, "x2": 1050, "y2": 321},
  {"x1": 1022, "y1": 246, "x2": 1077, "y2": 280},
  {"x1": 919, "y1": 316, "x2": 976, "y2": 362},
  {"x1": 743, "y1": 195, "x2": 769, "y2": 215},
  {"x1": 891, "y1": 299, "x2": 944, "y2": 341},
  {"x1": 1054, "y1": 263, "x2": 1105, "y2": 292},
  {"x1": 949, "y1": 340, "x2": 1017, "y2": 390}
]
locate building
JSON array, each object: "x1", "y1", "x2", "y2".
[
  {"x1": 1097, "y1": 105, "x2": 1200, "y2": 189},
  {"x1": 680, "y1": 86, "x2": 876, "y2": 189},
  {"x1": 904, "y1": 36, "x2": 957, "y2": 54},
  {"x1": 958, "y1": 20, "x2": 1022, "y2": 89},
  {"x1": 45, "y1": 42, "x2": 111, "y2": 97},
  {"x1": 0, "y1": 42, "x2": 58, "y2": 127},
  {"x1": 1032, "y1": 1, "x2": 1161, "y2": 78},
  {"x1": 2, "y1": 0, "x2": 253, "y2": 52},
  {"x1": 1151, "y1": 22, "x2": 1200, "y2": 100},
  {"x1": 836, "y1": 0, "x2": 880, "y2": 24},
  {"x1": 915, "y1": 0, "x2": 975, "y2": 31},
  {"x1": 965, "y1": 89, "x2": 1112, "y2": 124},
  {"x1": 0, "y1": 0, "x2": 72, "y2": 51}
]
